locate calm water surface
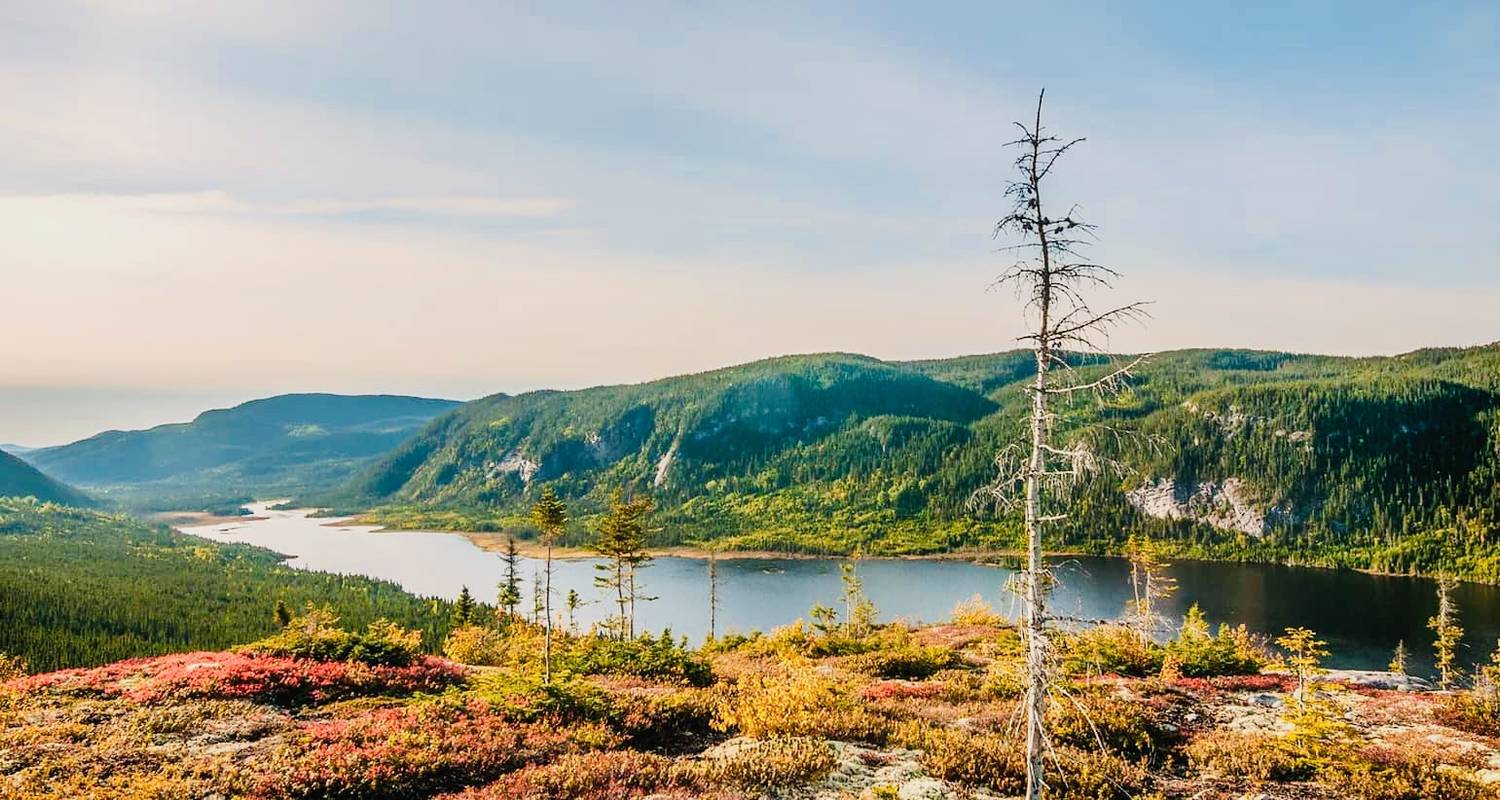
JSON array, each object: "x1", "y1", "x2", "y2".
[{"x1": 185, "y1": 504, "x2": 1500, "y2": 673}]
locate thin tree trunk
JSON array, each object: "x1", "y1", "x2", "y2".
[
  {"x1": 543, "y1": 543, "x2": 553, "y2": 684},
  {"x1": 627, "y1": 563, "x2": 637, "y2": 640},
  {"x1": 616, "y1": 560, "x2": 627, "y2": 640},
  {"x1": 1024, "y1": 346, "x2": 1049, "y2": 800},
  {"x1": 707, "y1": 549, "x2": 718, "y2": 641},
  {"x1": 1022, "y1": 107, "x2": 1055, "y2": 800}
]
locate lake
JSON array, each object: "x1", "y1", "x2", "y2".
[{"x1": 184, "y1": 504, "x2": 1500, "y2": 673}]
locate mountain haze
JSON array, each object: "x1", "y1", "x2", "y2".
[
  {"x1": 0, "y1": 450, "x2": 92, "y2": 507},
  {"x1": 24, "y1": 393, "x2": 459, "y2": 507}
]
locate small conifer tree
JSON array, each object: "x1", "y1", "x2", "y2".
[
  {"x1": 1429, "y1": 576, "x2": 1464, "y2": 689},
  {"x1": 452, "y1": 585, "x2": 475, "y2": 628},
  {"x1": 497, "y1": 537, "x2": 522, "y2": 621},
  {"x1": 1388, "y1": 640, "x2": 1408, "y2": 676}
]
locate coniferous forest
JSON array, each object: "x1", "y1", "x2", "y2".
[
  {"x1": 322, "y1": 344, "x2": 1500, "y2": 580},
  {"x1": 0, "y1": 498, "x2": 456, "y2": 672}
]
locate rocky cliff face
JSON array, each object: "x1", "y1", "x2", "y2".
[{"x1": 1126, "y1": 477, "x2": 1296, "y2": 537}]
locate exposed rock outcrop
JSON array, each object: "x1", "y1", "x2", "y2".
[
  {"x1": 1127, "y1": 477, "x2": 1297, "y2": 538},
  {"x1": 486, "y1": 452, "x2": 540, "y2": 484}
]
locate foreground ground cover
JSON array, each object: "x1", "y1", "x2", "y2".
[{"x1": 3, "y1": 602, "x2": 1498, "y2": 799}]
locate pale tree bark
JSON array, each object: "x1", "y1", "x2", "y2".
[
  {"x1": 707, "y1": 547, "x2": 719, "y2": 641},
  {"x1": 973, "y1": 90, "x2": 1150, "y2": 800}
]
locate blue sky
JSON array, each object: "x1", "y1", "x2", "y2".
[{"x1": 2, "y1": 1, "x2": 1498, "y2": 444}]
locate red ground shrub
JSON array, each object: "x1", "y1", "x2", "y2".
[
  {"x1": 7, "y1": 651, "x2": 466, "y2": 705},
  {"x1": 254, "y1": 699, "x2": 579, "y2": 799},
  {"x1": 860, "y1": 679, "x2": 946, "y2": 701}
]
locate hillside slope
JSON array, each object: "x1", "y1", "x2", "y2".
[
  {"x1": 0, "y1": 450, "x2": 91, "y2": 507},
  {"x1": 340, "y1": 345, "x2": 1500, "y2": 575},
  {"x1": 0, "y1": 498, "x2": 456, "y2": 671},
  {"x1": 24, "y1": 393, "x2": 459, "y2": 507}
]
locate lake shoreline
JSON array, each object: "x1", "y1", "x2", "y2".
[
  {"x1": 318, "y1": 511, "x2": 1446, "y2": 585},
  {"x1": 215, "y1": 502, "x2": 1452, "y2": 585}
]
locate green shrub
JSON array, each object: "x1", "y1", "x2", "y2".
[
  {"x1": 241, "y1": 607, "x2": 422, "y2": 666},
  {"x1": 1050, "y1": 691, "x2": 1167, "y2": 762},
  {"x1": 562, "y1": 631, "x2": 712, "y2": 686},
  {"x1": 1166, "y1": 606, "x2": 1266, "y2": 677},
  {"x1": 842, "y1": 645, "x2": 957, "y2": 679},
  {"x1": 442, "y1": 624, "x2": 540, "y2": 669},
  {"x1": 464, "y1": 671, "x2": 613, "y2": 723},
  {"x1": 1063, "y1": 625, "x2": 1163, "y2": 678}
]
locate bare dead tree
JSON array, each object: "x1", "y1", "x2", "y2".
[
  {"x1": 971, "y1": 90, "x2": 1150, "y2": 800},
  {"x1": 706, "y1": 543, "x2": 720, "y2": 641}
]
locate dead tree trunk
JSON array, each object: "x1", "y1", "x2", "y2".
[{"x1": 974, "y1": 90, "x2": 1149, "y2": 800}]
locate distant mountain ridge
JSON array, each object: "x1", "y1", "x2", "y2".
[
  {"x1": 0, "y1": 450, "x2": 92, "y2": 506},
  {"x1": 333, "y1": 344, "x2": 1500, "y2": 577},
  {"x1": 23, "y1": 393, "x2": 459, "y2": 507}
]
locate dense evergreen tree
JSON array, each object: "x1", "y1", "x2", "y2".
[
  {"x1": 452, "y1": 586, "x2": 475, "y2": 628},
  {"x1": 496, "y1": 536, "x2": 522, "y2": 620},
  {"x1": 0, "y1": 499, "x2": 457, "y2": 671}
]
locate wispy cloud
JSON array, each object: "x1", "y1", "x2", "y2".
[
  {"x1": 1, "y1": 2, "x2": 1497, "y2": 444},
  {"x1": 3, "y1": 191, "x2": 572, "y2": 219}
]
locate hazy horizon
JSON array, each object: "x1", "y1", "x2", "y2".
[
  {"x1": 4, "y1": 2, "x2": 1497, "y2": 444},
  {"x1": 7, "y1": 336, "x2": 1498, "y2": 447}
]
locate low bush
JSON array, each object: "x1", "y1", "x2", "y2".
[
  {"x1": 1326, "y1": 746, "x2": 1499, "y2": 800},
  {"x1": 242, "y1": 607, "x2": 424, "y2": 667},
  {"x1": 440, "y1": 750, "x2": 700, "y2": 799},
  {"x1": 1064, "y1": 611, "x2": 1265, "y2": 680},
  {"x1": 860, "y1": 679, "x2": 946, "y2": 702},
  {"x1": 841, "y1": 644, "x2": 957, "y2": 679},
  {"x1": 1063, "y1": 625, "x2": 1162, "y2": 678},
  {"x1": 1050, "y1": 691, "x2": 1167, "y2": 762},
  {"x1": 915, "y1": 727, "x2": 1025, "y2": 795},
  {"x1": 1050, "y1": 748, "x2": 1153, "y2": 800},
  {"x1": 443, "y1": 624, "x2": 525, "y2": 668},
  {"x1": 1166, "y1": 606, "x2": 1266, "y2": 677},
  {"x1": 607, "y1": 688, "x2": 717, "y2": 750},
  {"x1": 1436, "y1": 687, "x2": 1500, "y2": 737},
  {"x1": 949, "y1": 594, "x2": 1005, "y2": 626},
  {"x1": 254, "y1": 698, "x2": 586, "y2": 799},
  {"x1": 1186, "y1": 729, "x2": 1312, "y2": 782},
  {"x1": 696, "y1": 737, "x2": 836, "y2": 790},
  {"x1": 562, "y1": 632, "x2": 712, "y2": 686},
  {"x1": 10, "y1": 651, "x2": 464, "y2": 706},
  {"x1": 714, "y1": 671, "x2": 889, "y2": 743},
  {"x1": 0, "y1": 652, "x2": 28, "y2": 681}
]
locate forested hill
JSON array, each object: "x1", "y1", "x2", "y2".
[
  {"x1": 23, "y1": 393, "x2": 459, "y2": 509},
  {"x1": 0, "y1": 450, "x2": 92, "y2": 507},
  {"x1": 0, "y1": 499, "x2": 456, "y2": 671},
  {"x1": 337, "y1": 345, "x2": 1500, "y2": 577}
]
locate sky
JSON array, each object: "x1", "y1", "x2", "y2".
[{"x1": 3, "y1": 1, "x2": 1499, "y2": 445}]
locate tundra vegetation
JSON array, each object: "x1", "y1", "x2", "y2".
[{"x1": 7, "y1": 576, "x2": 1500, "y2": 800}]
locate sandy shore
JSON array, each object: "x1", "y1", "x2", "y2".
[{"x1": 152, "y1": 511, "x2": 267, "y2": 527}]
